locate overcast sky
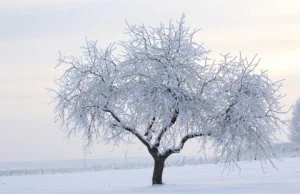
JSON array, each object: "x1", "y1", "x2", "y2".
[{"x1": 0, "y1": 0, "x2": 299, "y2": 162}]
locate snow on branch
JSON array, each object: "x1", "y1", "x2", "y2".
[{"x1": 53, "y1": 15, "x2": 287, "y2": 164}]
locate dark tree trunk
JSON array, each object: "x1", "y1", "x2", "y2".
[{"x1": 152, "y1": 159, "x2": 165, "y2": 185}]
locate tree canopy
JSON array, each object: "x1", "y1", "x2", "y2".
[
  {"x1": 290, "y1": 98, "x2": 300, "y2": 143},
  {"x1": 53, "y1": 15, "x2": 286, "y2": 184}
]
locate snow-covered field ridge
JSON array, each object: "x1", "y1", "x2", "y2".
[
  {"x1": 0, "y1": 157, "x2": 300, "y2": 194},
  {"x1": 0, "y1": 156, "x2": 215, "y2": 176},
  {"x1": 1, "y1": 142, "x2": 299, "y2": 177}
]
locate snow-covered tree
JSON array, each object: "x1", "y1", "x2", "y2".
[
  {"x1": 53, "y1": 15, "x2": 286, "y2": 185},
  {"x1": 290, "y1": 98, "x2": 300, "y2": 143}
]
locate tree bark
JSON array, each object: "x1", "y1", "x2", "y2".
[{"x1": 152, "y1": 159, "x2": 165, "y2": 185}]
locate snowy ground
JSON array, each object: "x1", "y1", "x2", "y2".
[{"x1": 0, "y1": 157, "x2": 300, "y2": 194}]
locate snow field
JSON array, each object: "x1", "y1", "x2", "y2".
[{"x1": 1, "y1": 157, "x2": 300, "y2": 194}]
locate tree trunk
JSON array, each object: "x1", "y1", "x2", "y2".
[{"x1": 152, "y1": 159, "x2": 165, "y2": 185}]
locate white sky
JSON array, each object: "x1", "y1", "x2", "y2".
[{"x1": 0, "y1": 0, "x2": 299, "y2": 162}]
